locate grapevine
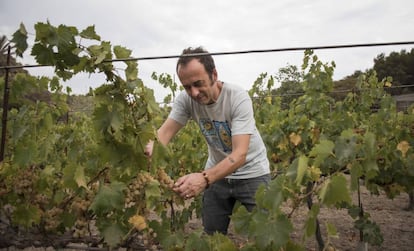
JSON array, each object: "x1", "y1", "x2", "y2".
[{"x1": 0, "y1": 22, "x2": 413, "y2": 250}]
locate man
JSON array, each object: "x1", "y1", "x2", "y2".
[{"x1": 146, "y1": 46, "x2": 270, "y2": 235}]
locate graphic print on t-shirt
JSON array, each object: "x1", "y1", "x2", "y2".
[{"x1": 199, "y1": 118, "x2": 232, "y2": 153}]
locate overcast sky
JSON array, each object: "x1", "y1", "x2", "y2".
[{"x1": 1, "y1": 0, "x2": 413, "y2": 101}]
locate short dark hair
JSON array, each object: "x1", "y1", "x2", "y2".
[{"x1": 176, "y1": 46, "x2": 216, "y2": 79}]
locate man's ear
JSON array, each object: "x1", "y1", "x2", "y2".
[{"x1": 212, "y1": 69, "x2": 218, "y2": 83}]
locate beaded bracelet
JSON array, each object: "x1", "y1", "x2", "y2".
[{"x1": 202, "y1": 171, "x2": 210, "y2": 188}]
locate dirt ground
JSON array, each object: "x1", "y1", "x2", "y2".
[
  {"x1": 1, "y1": 185, "x2": 413, "y2": 251},
  {"x1": 184, "y1": 184, "x2": 414, "y2": 251},
  {"x1": 286, "y1": 188, "x2": 414, "y2": 251},
  {"x1": 231, "y1": 187, "x2": 413, "y2": 251}
]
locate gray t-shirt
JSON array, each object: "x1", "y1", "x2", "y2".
[{"x1": 169, "y1": 82, "x2": 270, "y2": 179}]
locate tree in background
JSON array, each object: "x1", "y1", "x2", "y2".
[
  {"x1": 273, "y1": 48, "x2": 414, "y2": 103},
  {"x1": 272, "y1": 64, "x2": 304, "y2": 108},
  {"x1": 330, "y1": 70, "x2": 362, "y2": 101},
  {"x1": 374, "y1": 48, "x2": 414, "y2": 95}
]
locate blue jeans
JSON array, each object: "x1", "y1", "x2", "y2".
[{"x1": 202, "y1": 174, "x2": 271, "y2": 235}]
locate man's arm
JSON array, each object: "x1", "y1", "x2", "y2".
[
  {"x1": 157, "y1": 118, "x2": 184, "y2": 146},
  {"x1": 202, "y1": 134, "x2": 250, "y2": 183},
  {"x1": 145, "y1": 118, "x2": 183, "y2": 156},
  {"x1": 173, "y1": 134, "x2": 251, "y2": 198}
]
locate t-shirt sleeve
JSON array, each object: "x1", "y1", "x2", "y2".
[
  {"x1": 168, "y1": 91, "x2": 191, "y2": 126},
  {"x1": 230, "y1": 91, "x2": 256, "y2": 135}
]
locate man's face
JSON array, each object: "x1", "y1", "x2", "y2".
[{"x1": 177, "y1": 59, "x2": 218, "y2": 105}]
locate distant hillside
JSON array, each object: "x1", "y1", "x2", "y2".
[{"x1": 67, "y1": 94, "x2": 94, "y2": 117}]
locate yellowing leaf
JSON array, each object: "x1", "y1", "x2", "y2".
[
  {"x1": 309, "y1": 166, "x2": 322, "y2": 181},
  {"x1": 397, "y1": 141, "x2": 410, "y2": 157},
  {"x1": 265, "y1": 96, "x2": 272, "y2": 105},
  {"x1": 384, "y1": 81, "x2": 392, "y2": 87},
  {"x1": 326, "y1": 222, "x2": 338, "y2": 238},
  {"x1": 311, "y1": 127, "x2": 320, "y2": 143},
  {"x1": 128, "y1": 215, "x2": 147, "y2": 231},
  {"x1": 277, "y1": 138, "x2": 289, "y2": 151},
  {"x1": 74, "y1": 166, "x2": 87, "y2": 189},
  {"x1": 289, "y1": 132, "x2": 302, "y2": 146},
  {"x1": 271, "y1": 153, "x2": 280, "y2": 163}
]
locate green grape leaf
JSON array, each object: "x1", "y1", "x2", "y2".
[
  {"x1": 56, "y1": 24, "x2": 78, "y2": 47},
  {"x1": 55, "y1": 69, "x2": 73, "y2": 81},
  {"x1": 31, "y1": 43, "x2": 55, "y2": 65},
  {"x1": 61, "y1": 211, "x2": 77, "y2": 228},
  {"x1": 88, "y1": 43, "x2": 111, "y2": 64},
  {"x1": 14, "y1": 140, "x2": 37, "y2": 166},
  {"x1": 250, "y1": 212, "x2": 293, "y2": 250},
  {"x1": 318, "y1": 174, "x2": 351, "y2": 207},
  {"x1": 93, "y1": 105, "x2": 123, "y2": 135},
  {"x1": 11, "y1": 23, "x2": 28, "y2": 57},
  {"x1": 148, "y1": 220, "x2": 175, "y2": 248},
  {"x1": 62, "y1": 163, "x2": 78, "y2": 189},
  {"x1": 355, "y1": 218, "x2": 384, "y2": 246},
  {"x1": 285, "y1": 240, "x2": 306, "y2": 251},
  {"x1": 41, "y1": 112, "x2": 53, "y2": 131},
  {"x1": 113, "y1": 45, "x2": 132, "y2": 59},
  {"x1": 185, "y1": 232, "x2": 210, "y2": 251},
  {"x1": 102, "y1": 224, "x2": 125, "y2": 247},
  {"x1": 11, "y1": 119, "x2": 29, "y2": 143},
  {"x1": 210, "y1": 233, "x2": 238, "y2": 251},
  {"x1": 296, "y1": 155, "x2": 308, "y2": 185},
  {"x1": 334, "y1": 130, "x2": 358, "y2": 165},
  {"x1": 57, "y1": 48, "x2": 80, "y2": 68},
  {"x1": 260, "y1": 175, "x2": 285, "y2": 210},
  {"x1": 80, "y1": 25, "x2": 101, "y2": 40},
  {"x1": 232, "y1": 205, "x2": 251, "y2": 235},
  {"x1": 95, "y1": 51, "x2": 108, "y2": 64},
  {"x1": 363, "y1": 158, "x2": 379, "y2": 180},
  {"x1": 348, "y1": 205, "x2": 362, "y2": 219},
  {"x1": 304, "y1": 204, "x2": 320, "y2": 238},
  {"x1": 145, "y1": 179, "x2": 161, "y2": 209},
  {"x1": 12, "y1": 204, "x2": 41, "y2": 228},
  {"x1": 87, "y1": 44, "x2": 103, "y2": 56},
  {"x1": 155, "y1": 227, "x2": 185, "y2": 250},
  {"x1": 363, "y1": 132, "x2": 376, "y2": 156},
  {"x1": 310, "y1": 139, "x2": 335, "y2": 156},
  {"x1": 349, "y1": 162, "x2": 364, "y2": 191},
  {"x1": 361, "y1": 132, "x2": 379, "y2": 179},
  {"x1": 145, "y1": 179, "x2": 161, "y2": 198},
  {"x1": 34, "y1": 22, "x2": 57, "y2": 45},
  {"x1": 90, "y1": 182, "x2": 126, "y2": 215},
  {"x1": 49, "y1": 77, "x2": 61, "y2": 91},
  {"x1": 41, "y1": 165, "x2": 55, "y2": 176},
  {"x1": 309, "y1": 139, "x2": 334, "y2": 167},
  {"x1": 286, "y1": 158, "x2": 299, "y2": 181},
  {"x1": 125, "y1": 65, "x2": 138, "y2": 81},
  {"x1": 71, "y1": 56, "x2": 90, "y2": 73}
]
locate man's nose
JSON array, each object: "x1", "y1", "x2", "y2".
[{"x1": 190, "y1": 87, "x2": 199, "y2": 97}]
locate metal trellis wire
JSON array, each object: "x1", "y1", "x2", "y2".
[{"x1": 1, "y1": 41, "x2": 414, "y2": 71}]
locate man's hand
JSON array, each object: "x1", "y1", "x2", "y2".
[
  {"x1": 172, "y1": 173, "x2": 208, "y2": 199},
  {"x1": 144, "y1": 140, "x2": 154, "y2": 157}
]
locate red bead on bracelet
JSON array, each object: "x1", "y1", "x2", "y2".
[{"x1": 202, "y1": 171, "x2": 210, "y2": 188}]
